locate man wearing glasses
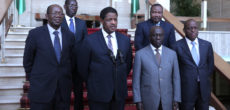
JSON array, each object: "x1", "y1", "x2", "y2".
[
  {"x1": 61, "y1": 0, "x2": 88, "y2": 110},
  {"x1": 23, "y1": 4, "x2": 75, "y2": 110}
]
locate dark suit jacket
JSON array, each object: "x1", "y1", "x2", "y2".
[
  {"x1": 61, "y1": 17, "x2": 88, "y2": 44},
  {"x1": 173, "y1": 38, "x2": 214, "y2": 102},
  {"x1": 134, "y1": 19, "x2": 176, "y2": 51},
  {"x1": 23, "y1": 25, "x2": 75, "y2": 103},
  {"x1": 77, "y1": 30, "x2": 133, "y2": 102}
]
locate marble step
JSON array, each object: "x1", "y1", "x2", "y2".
[
  {"x1": 0, "y1": 64, "x2": 24, "y2": 74},
  {"x1": 5, "y1": 46, "x2": 24, "y2": 55},
  {"x1": 5, "y1": 38, "x2": 26, "y2": 47},
  {"x1": 4, "y1": 54, "x2": 23, "y2": 64},
  {"x1": 9, "y1": 27, "x2": 34, "y2": 32},
  {"x1": 0, "y1": 77, "x2": 25, "y2": 87},
  {"x1": 7, "y1": 32, "x2": 28, "y2": 39},
  {"x1": 0, "y1": 96, "x2": 21, "y2": 110},
  {"x1": 0, "y1": 85, "x2": 23, "y2": 96}
]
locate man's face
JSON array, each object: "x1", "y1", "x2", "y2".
[
  {"x1": 102, "y1": 12, "x2": 117, "y2": 34},
  {"x1": 150, "y1": 27, "x2": 164, "y2": 48},
  {"x1": 46, "y1": 5, "x2": 64, "y2": 30},
  {"x1": 150, "y1": 6, "x2": 163, "y2": 23},
  {"x1": 184, "y1": 20, "x2": 198, "y2": 41},
  {"x1": 64, "y1": 0, "x2": 78, "y2": 17}
]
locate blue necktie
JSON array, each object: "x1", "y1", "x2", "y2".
[
  {"x1": 191, "y1": 41, "x2": 200, "y2": 81},
  {"x1": 107, "y1": 35, "x2": 113, "y2": 53},
  {"x1": 53, "y1": 31, "x2": 61, "y2": 63},
  {"x1": 191, "y1": 41, "x2": 199, "y2": 65},
  {"x1": 69, "y1": 18, "x2": 75, "y2": 34}
]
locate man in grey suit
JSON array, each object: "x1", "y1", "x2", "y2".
[{"x1": 132, "y1": 26, "x2": 181, "y2": 110}]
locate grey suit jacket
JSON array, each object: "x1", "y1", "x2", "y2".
[{"x1": 132, "y1": 45, "x2": 181, "y2": 110}]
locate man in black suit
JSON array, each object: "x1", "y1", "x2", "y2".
[
  {"x1": 173, "y1": 19, "x2": 214, "y2": 110},
  {"x1": 134, "y1": 3, "x2": 176, "y2": 51},
  {"x1": 61, "y1": 0, "x2": 88, "y2": 110},
  {"x1": 77, "y1": 7, "x2": 132, "y2": 110},
  {"x1": 23, "y1": 4, "x2": 75, "y2": 110}
]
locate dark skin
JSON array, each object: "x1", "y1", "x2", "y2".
[
  {"x1": 64, "y1": 0, "x2": 78, "y2": 18},
  {"x1": 101, "y1": 12, "x2": 117, "y2": 34},
  {"x1": 150, "y1": 5, "x2": 163, "y2": 24},
  {"x1": 136, "y1": 26, "x2": 179, "y2": 110},
  {"x1": 184, "y1": 19, "x2": 199, "y2": 41},
  {"x1": 46, "y1": 5, "x2": 64, "y2": 30}
]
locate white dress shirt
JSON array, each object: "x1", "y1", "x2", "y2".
[
  {"x1": 185, "y1": 37, "x2": 200, "y2": 61},
  {"x1": 47, "y1": 24, "x2": 62, "y2": 49},
  {"x1": 102, "y1": 28, "x2": 118, "y2": 57},
  {"x1": 150, "y1": 44, "x2": 162, "y2": 55},
  {"x1": 65, "y1": 15, "x2": 76, "y2": 29}
]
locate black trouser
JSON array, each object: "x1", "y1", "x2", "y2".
[
  {"x1": 73, "y1": 77, "x2": 84, "y2": 110},
  {"x1": 30, "y1": 85, "x2": 70, "y2": 110},
  {"x1": 180, "y1": 82, "x2": 209, "y2": 110}
]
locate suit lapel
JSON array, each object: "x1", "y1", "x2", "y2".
[
  {"x1": 62, "y1": 17, "x2": 69, "y2": 30},
  {"x1": 146, "y1": 45, "x2": 158, "y2": 67},
  {"x1": 116, "y1": 32, "x2": 121, "y2": 55},
  {"x1": 74, "y1": 17, "x2": 79, "y2": 35},
  {"x1": 198, "y1": 38, "x2": 205, "y2": 67},
  {"x1": 97, "y1": 30, "x2": 108, "y2": 51},
  {"x1": 60, "y1": 28, "x2": 67, "y2": 63},
  {"x1": 181, "y1": 38, "x2": 198, "y2": 66},
  {"x1": 159, "y1": 46, "x2": 166, "y2": 67},
  {"x1": 43, "y1": 25, "x2": 59, "y2": 64}
]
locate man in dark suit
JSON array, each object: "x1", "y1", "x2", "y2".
[
  {"x1": 61, "y1": 0, "x2": 88, "y2": 110},
  {"x1": 173, "y1": 19, "x2": 214, "y2": 110},
  {"x1": 23, "y1": 4, "x2": 75, "y2": 110},
  {"x1": 77, "y1": 7, "x2": 132, "y2": 110},
  {"x1": 134, "y1": 3, "x2": 176, "y2": 51}
]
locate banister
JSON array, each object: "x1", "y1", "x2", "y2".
[{"x1": 0, "y1": 0, "x2": 13, "y2": 24}]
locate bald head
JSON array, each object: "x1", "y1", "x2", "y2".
[
  {"x1": 149, "y1": 26, "x2": 164, "y2": 48},
  {"x1": 46, "y1": 4, "x2": 64, "y2": 30}
]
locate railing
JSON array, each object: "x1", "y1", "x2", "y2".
[{"x1": 0, "y1": 0, "x2": 14, "y2": 63}]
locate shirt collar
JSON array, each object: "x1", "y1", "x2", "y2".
[
  {"x1": 149, "y1": 19, "x2": 161, "y2": 26},
  {"x1": 65, "y1": 15, "x2": 75, "y2": 22},
  {"x1": 185, "y1": 37, "x2": 198, "y2": 45},
  {"x1": 150, "y1": 44, "x2": 162, "y2": 53},
  {"x1": 102, "y1": 28, "x2": 116, "y2": 38},
  {"x1": 47, "y1": 24, "x2": 61, "y2": 33}
]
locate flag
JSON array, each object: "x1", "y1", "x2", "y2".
[
  {"x1": 131, "y1": 0, "x2": 140, "y2": 16},
  {"x1": 16, "y1": 0, "x2": 26, "y2": 15}
]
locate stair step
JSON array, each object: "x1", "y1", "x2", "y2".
[
  {"x1": 0, "y1": 72, "x2": 25, "y2": 78},
  {"x1": 5, "y1": 39, "x2": 25, "y2": 47},
  {"x1": 4, "y1": 46, "x2": 24, "y2": 55},
  {"x1": 7, "y1": 32, "x2": 28, "y2": 39},
  {"x1": 0, "y1": 77, "x2": 25, "y2": 87},
  {"x1": 0, "y1": 65, "x2": 24, "y2": 74},
  {"x1": 0, "y1": 86, "x2": 23, "y2": 96},
  {"x1": 9, "y1": 27, "x2": 34, "y2": 32},
  {"x1": 0, "y1": 96, "x2": 21, "y2": 104}
]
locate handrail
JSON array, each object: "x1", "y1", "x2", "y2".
[
  {"x1": 162, "y1": 7, "x2": 228, "y2": 110},
  {"x1": 0, "y1": 0, "x2": 13, "y2": 24},
  {"x1": 176, "y1": 16, "x2": 230, "y2": 23},
  {"x1": 0, "y1": 0, "x2": 14, "y2": 63}
]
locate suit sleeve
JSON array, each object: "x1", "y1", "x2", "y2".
[
  {"x1": 126, "y1": 38, "x2": 133, "y2": 75},
  {"x1": 23, "y1": 30, "x2": 36, "y2": 81},
  {"x1": 77, "y1": 38, "x2": 91, "y2": 81},
  {"x1": 134, "y1": 23, "x2": 144, "y2": 51},
  {"x1": 208, "y1": 43, "x2": 214, "y2": 75},
  {"x1": 132, "y1": 52, "x2": 142, "y2": 103},
  {"x1": 168, "y1": 25, "x2": 176, "y2": 49},
  {"x1": 172, "y1": 52, "x2": 181, "y2": 102}
]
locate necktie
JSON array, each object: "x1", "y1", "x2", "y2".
[
  {"x1": 155, "y1": 48, "x2": 161, "y2": 65},
  {"x1": 53, "y1": 31, "x2": 61, "y2": 63},
  {"x1": 69, "y1": 18, "x2": 75, "y2": 34},
  {"x1": 107, "y1": 35, "x2": 113, "y2": 52},
  {"x1": 191, "y1": 41, "x2": 199, "y2": 65}
]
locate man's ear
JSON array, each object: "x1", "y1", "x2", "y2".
[
  {"x1": 45, "y1": 14, "x2": 48, "y2": 20},
  {"x1": 64, "y1": 4, "x2": 67, "y2": 10}
]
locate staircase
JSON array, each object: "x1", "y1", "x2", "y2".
[{"x1": 0, "y1": 27, "x2": 32, "y2": 110}]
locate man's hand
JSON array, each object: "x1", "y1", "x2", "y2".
[
  {"x1": 136, "y1": 102, "x2": 144, "y2": 110},
  {"x1": 173, "y1": 101, "x2": 179, "y2": 110}
]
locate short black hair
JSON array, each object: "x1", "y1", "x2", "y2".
[
  {"x1": 184, "y1": 19, "x2": 196, "y2": 29},
  {"x1": 100, "y1": 7, "x2": 118, "y2": 20},
  {"x1": 65, "y1": 0, "x2": 77, "y2": 5},
  {"x1": 150, "y1": 3, "x2": 163, "y2": 11},
  {"x1": 46, "y1": 4, "x2": 62, "y2": 14}
]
